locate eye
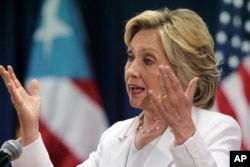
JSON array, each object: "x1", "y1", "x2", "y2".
[
  {"x1": 128, "y1": 55, "x2": 134, "y2": 61},
  {"x1": 144, "y1": 58, "x2": 153, "y2": 65}
]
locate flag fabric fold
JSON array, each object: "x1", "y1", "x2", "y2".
[
  {"x1": 25, "y1": 0, "x2": 109, "y2": 166},
  {"x1": 213, "y1": 0, "x2": 250, "y2": 150}
]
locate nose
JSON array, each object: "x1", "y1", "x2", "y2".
[{"x1": 125, "y1": 60, "x2": 140, "y2": 78}]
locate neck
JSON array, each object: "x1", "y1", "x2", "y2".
[
  {"x1": 143, "y1": 110, "x2": 162, "y2": 122},
  {"x1": 138, "y1": 111, "x2": 167, "y2": 133}
]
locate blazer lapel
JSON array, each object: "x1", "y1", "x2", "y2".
[
  {"x1": 108, "y1": 113, "x2": 174, "y2": 167},
  {"x1": 109, "y1": 115, "x2": 141, "y2": 167},
  {"x1": 144, "y1": 107, "x2": 197, "y2": 167},
  {"x1": 144, "y1": 128, "x2": 174, "y2": 167}
]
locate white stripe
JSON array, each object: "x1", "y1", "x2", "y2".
[
  {"x1": 243, "y1": 55, "x2": 250, "y2": 74},
  {"x1": 27, "y1": 77, "x2": 109, "y2": 160},
  {"x1": 220, "y1": 67, "x2": 250, "y2": 149}
]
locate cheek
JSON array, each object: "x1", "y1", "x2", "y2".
[
  {"x1": 124, "y1": 69, "x2": 129, "y2": 82},
  {"x1": 146, "y1": 75, "x2": 160, "y2": 92},
  {"x1": 124, "y1": 65, "x2": 129, "y2": 80}
]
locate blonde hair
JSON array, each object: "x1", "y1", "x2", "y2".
[{"x1": 124, "y1": 7, "x2": 220, "y2": 109}]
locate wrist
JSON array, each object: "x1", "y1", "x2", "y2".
[
  {"x1": 19, "y1": 124, "x2": 40, "y2": 146},
  {"x1": 173, "y1": 125, "x2": 196, "y2": 145}
]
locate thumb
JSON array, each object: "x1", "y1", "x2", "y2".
[
  {"x1": 185, "y1": 77, "x2": 199, "y2": 99},
  {"x1": 29, "y1": 79, "x2": 40, "y2": 97}
]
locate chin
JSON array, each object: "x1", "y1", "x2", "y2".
[
  {"x1": 129, "y1": 100, "x2": 142, "y2": 109},
  {"x1": 130, "y1": 101, "x2": 149, "y2": 111},
  {"x1": 129, "y1": 96, "x2": 150, "y2": 109}
]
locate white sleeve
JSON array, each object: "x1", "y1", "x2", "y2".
[
  {"x1": 76, "y1": 124, "x2": 114, "y2": 167},
  {"x1": 11, "y1": 134, "x2": 100, "y2": 167},
  {"x1": 11, "y1": 134, "x2": 53, "y2": 167},
  {"x1": 170, "y1": 115, "x2": 241, "y2": 167},
  {"x1": 170, "y1": 131, "x2": 216, "y2": 166},
  {"x1": 12, "y1": 124, "x2": 111, "y2": 167}
]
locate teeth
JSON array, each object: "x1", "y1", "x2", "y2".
[{"x1": 131, "y1": 86, "x2": 143, "y2": 92}]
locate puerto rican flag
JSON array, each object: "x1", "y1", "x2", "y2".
[
  {"x1": 213, "y1": 0, "x2": 250, "y2": 150},
  {"x1": 25, "y1": 0, "x2": 109, "y2": 166}
]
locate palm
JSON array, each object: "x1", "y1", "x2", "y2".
[
  {"x1": 0, "y1": 65, "x2": 41, "y2": 128},
  {"x1": 12, "y1": 83, "x2": 41, "y2": 126},
  {"x1": 149, "y1": 66, "x2": 198, "y2": 145}
]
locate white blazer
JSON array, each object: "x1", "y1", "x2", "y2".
[{"x1": 12, "y1": 107, "x2": 242, "y2": 167}]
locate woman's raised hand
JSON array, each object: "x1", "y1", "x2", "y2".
[
  {"x1": 0, "y1": 65, "x2": 41, "y2": 146},
  {"x1": 149, "y1": 65, "x2": 198, "y2": 145}
]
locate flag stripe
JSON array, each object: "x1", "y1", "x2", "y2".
[
  {"x1": 25, "y1": 1, "x2": 109, "y2": 165},
  {"x1": 40, "y1": 121, "x2": 81, "y2": 166},
  {"x1": 72, "y1": 79, "x2": 104, "y2": 107},
  {"x1": 221, "y1": 70, "x2": 250, "y2": 149},
  {"x1": 214, "y1": 0, "x2": 250, "y2": 151},
  {"x1": 216, "y1": 87, "x2": 238, "y2": 120},
  {"x1": 215, "y1": 87, "x2": 247, "y2": 150},
  {"x1": 25, "y1": 0, "x2": 109, "y2": 166},
  {"x1": 36, "y1": 78, "x2": 108, "y2": 160},
  {"x1": 239, "y1": 57, "x2": 250, "y2": 105}
]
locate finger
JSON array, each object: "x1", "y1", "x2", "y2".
[
  {"x1": 7, "y1": 65, "x2": 22, "y2": 88},
  {"x1": 148, "y1": 90, "x2": 165, "y2": 115},
  {"x1": 29, "y1": 79, "x2": 40, "y2": 97},
  {"x1": 163, "y1": 66, "x2": 183, "y2": 93},
  {"x1": 0, "y1": 65, "x2": 5, "y2": 74},
  {"x1": 158, "y1": 65, "x2": 170, "y2": 96},
  {"x1": 1, "y1": 68, "x2": 22, "y2": 103},
  {"x1": 185, "y1": 77, "x2": 199, "y2": 100},
  {"x1": 7, "y1": 82, "x2": 24, "y2": 110},
  {"x1": 0, "y1": 66, "x2": 17, "y2": 89},
  {"x1": 157, "y1": 75, "x2": 168, "y2": 101},
  {"x1": 0, "y1": 66, "x2": 9, "y2": 85},
  {"x1": 159, "y1": 66, "x2": 184, "y2": 107},
  {"x1": 148, "y1": 89, "x2": 180, "y2": 124},
  {"x1": 0, "y1": 65, "x2": 7, "y2": 72},
  {"x1": 2, "y1": 71, "x2": 14, "y2": 88}
]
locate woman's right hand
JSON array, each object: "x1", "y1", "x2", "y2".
[{"x1": 0, "y1": 65, "x2": 41, "y2": 146}]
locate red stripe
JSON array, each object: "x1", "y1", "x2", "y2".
[
  {"x1": 216, "y1": 87, "x2": 238, "y2": 119},
  {"x1": 238, "y1": 64, "x2": 250, "y2": 105},
  {"x1": 215, "y1": 87, "x2": 246, "y2": 150},
  {"x1": 39, "y1": 120, "x2": 82, "y2": 167},
  {"x1": 72, "y1": 79, "x2": 104, "y2": 108}
]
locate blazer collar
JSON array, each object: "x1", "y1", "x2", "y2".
[
  {"x1": 144, "y1": 127, "x2": 174, "y2": 167},
  {"x1": 113, "y1": 112, "x2": 174, "y2": 167},
  {"x1": 118, "y1": 113, "x2": 143, "y2": 142}
]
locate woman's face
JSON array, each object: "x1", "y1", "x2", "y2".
[{"x1": 125, "y1": 29, "x2": 171, "y2": 110}]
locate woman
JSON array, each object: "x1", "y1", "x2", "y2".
[{"x1": 0, "y1": 7, "x2": 241, "y2": 167}]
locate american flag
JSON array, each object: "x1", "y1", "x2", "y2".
[
  {"x1": 213, "y1": 0, "x2": 250, "y2": 150},
  {"x1": 25, "y1": 0, "x2": 109, "y2": 166}
]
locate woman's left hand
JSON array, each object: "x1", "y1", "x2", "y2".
[{"x1": 149, "y1": 65, "x2": 199, "y2": 145}]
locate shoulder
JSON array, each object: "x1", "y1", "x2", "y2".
[
  {"x1": 108, "y1": 118, "x2": 135, "y2": 131},
  {"x1": 193, "y1": 107, "x2": 240, "y2": 127},
  {"x1": 192, "y1": 107, "x2": 242, "y2": 141},
  {"x1": 100, "y1": 117, "x2": 136, "y2": 140}
]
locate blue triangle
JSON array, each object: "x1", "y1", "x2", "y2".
[{"x1": 27, "y1": 0, "x2": 91, "y2": 79}]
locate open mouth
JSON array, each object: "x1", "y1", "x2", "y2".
[{"x1": 130, "y1": 85, "x2": 145, "y2": 94}]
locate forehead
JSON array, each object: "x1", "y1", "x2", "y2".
[
  {"x1": 128, "y1": 29, "x2": 165, "y2": 54},
  {"x1": 130, "y1": 29, "x2": 162, "y2": 47}
]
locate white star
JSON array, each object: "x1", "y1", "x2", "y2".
[{"x1": 33, "y1": 0, "x2": 72, "y2": 56}]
